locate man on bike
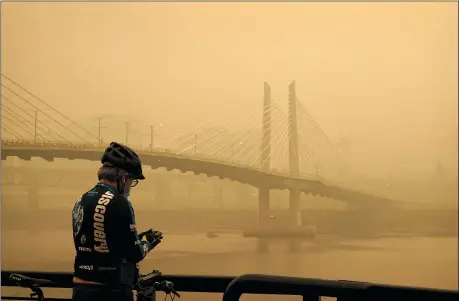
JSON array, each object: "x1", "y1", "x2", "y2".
[{"x1": 72, "y1": 142, "x2": 163, "y2": 301}]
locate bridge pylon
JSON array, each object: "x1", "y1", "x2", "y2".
[
  {"x1": 257, "y1": 82, "x2": 272, "y2": 234},
  {"x1": 288, "y1": 81, "x2": 302, "y2": 231},
  {"x1": 260, "y1": 82, "x2": 272, "y2": 171}
]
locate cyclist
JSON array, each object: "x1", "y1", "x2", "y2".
[{"x1": 72, "y1": 142, "x2": 163, "y2": 301}]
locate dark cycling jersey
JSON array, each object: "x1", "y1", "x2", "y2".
[{"x1": 72, "y1": 183, "x2": 152, "y2": 286}]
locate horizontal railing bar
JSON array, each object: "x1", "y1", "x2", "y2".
[
  {"x1": 2, "y1": 270, "x2": 458, "y2": 301},
  {"x1": 222, "y1": 274, "x2": 458, "y2": 301},
  {"x1": 222, "y1": 274, "x2": 368, "y2": 301}
]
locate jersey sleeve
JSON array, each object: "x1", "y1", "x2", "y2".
[{"x1": 118, "y1": 197, "x2": 152, "y2": 263}]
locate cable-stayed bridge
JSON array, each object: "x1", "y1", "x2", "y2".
[{"x1": 1, "y1": 74, "x2": 403, "y2": 228}]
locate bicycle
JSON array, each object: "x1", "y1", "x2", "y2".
[
  {"x1": 135, "y1": 269, "x2": 181, "y2": 301},
  {"x1": 8, "y1": 270, "x2": 180, "y2": 301}
]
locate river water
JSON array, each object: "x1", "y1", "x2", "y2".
[{"x1": 2, "y1": 230, "x2": 457, "y2": 300}]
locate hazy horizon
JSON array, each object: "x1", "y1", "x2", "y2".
[{"x1": 1, "y1": 2, "x2": 458, "y2": 180}]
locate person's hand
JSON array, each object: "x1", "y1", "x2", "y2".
[{"x1": 140, "y1": 229, "x2": 163, "y2": 249}]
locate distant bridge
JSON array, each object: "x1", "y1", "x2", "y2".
[
  {"x1": 1, "y1": 77, "x2": 405, "y2": 228},
  {"x1": 1, "y1": 142, "x2": 401, "y2": 209}
]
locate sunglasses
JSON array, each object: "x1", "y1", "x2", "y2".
[
  {"x1": 130, "y1": 178, "x2": 139, "y2": 187},
  {"x1": 123, "y1": 174, "x2": 139, "y2": 187}
]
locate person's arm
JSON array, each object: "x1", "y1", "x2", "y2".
[{"x1": 119, "y1": 197, "x2": 152, "y2": 263}]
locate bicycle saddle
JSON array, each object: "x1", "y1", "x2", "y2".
[{"x1": 9, "y1": 273, "x2": 55, "y2": 287}]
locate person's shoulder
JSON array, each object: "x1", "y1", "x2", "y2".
[
  {"x1": 111, "y1": 194, "x2": 134, "y2": 210},
  {"x1": 108, "y1": 192, "x2": 126, "y2": 204}
]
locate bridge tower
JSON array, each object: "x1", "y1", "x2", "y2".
[
  {"x1": 260, "y1": 82, "x2": 272, "y2": 170},
  {"x1": 288, "y1": 81, "x2": 302, "y2": 228},
  {"x1": 258, "y1": 82, "x2": 272, "y2": 230}
]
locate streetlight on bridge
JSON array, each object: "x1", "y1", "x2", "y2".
[
  {"x1": 22, "y1": 109, "x2": 52, "y2": 143},
  {"x1": 149, "y1": 123, "x2": 163, "y2": 151},
  {"x1": 231, "y1": 141, "x2": 243, "y2": 162},
  {"x1": 96, "y1": 115, "x2": 111, "y2": 147}
]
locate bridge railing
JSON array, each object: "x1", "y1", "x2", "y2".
[
  {"x1": 2, "y1": 270, "x2": 457, "y2": 301},
  {"x1": 3, "y1": 139, "x2": 402, "y2": 203},
  {"x1": 1, "y1": 139, "x2": 306, "y2": 179}
]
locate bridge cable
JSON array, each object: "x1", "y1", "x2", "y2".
[
  {"x1": 294, "y1": 101, "x2": 341, "y2": 169},
  {"x1": 275, "y1": 105, "x2": 292, "y2": 168},
  {"x1": 296, "y1": 105, "x2": 343, "y2": 173},
  {"x1": 155, "y1": 102, "x2": 273, "y2": 149},
  {"x1": 272, "y1": 103, "x2": 318, "y2": 177},
  {"x1": 218, "y1": 107, "x2": 277, "y2": 163},
  {"x1": 1, "y1": 84, "x2": 95, "y2": 145},
  {"x1": 219, "y1": 125, "x2": 266, "y2": 163},
  {"x1": 1, "y1": 105, "x2": 51, "y2": 142},
  {"x1": 296, "y1": 98, "x2": 343, "y2": 162},
  {"x1": 263, "y1": 105, "x2": 289, "y2": 169},
  {"x1": 229, "y1": 128, "x2": 264, "y2": 164},
  {"x1": 205, "y1": 105, "x2": 276, "y2": 159},
  {"x1": 1, "y1": 114, "x2": 37, "y2": 138},
  {"x1": 243, "y1": 110, "x2": 282, "y2": 167},
  {"x1": 1, "y1": 124, "x2": 26, "y2": 140},
  {"x1": 271, "y1": 103, "x2": 301, "y2": 169},
  {"x1": 1, "y1": 74, "x2": 100, "y2": 143},
  {"x1": 239, "y1": 117, "x2": 279, "y2": 166},
  {"x1": 261, "y1": 103, "x2": 288, "y2": 170},
  {"x1": 155, "y1": 121, "x2": 220, "y2": 149},
  {"x1": 297, "y1": 107, "x2": 340, "y2": 164},
  {"x1": 256, "y1": 106, "x2": 287, "y2": 169},
  {"x1": 270, "y1": 103, "x2": 291, "y2": 171},
  {"x1": 199, "y1": 103, "x2": 275, "y2": 157},
  {"x1": 2, "y1": 102, "x2": 56, "y2": 143},
  {"x1": 219, "y1": 105, "x2": 278, "y2": 162},
  {"x1": 253, "y1": 116, "x2": 285, "y2": 168},
  {"x1": 180, "y1": 104, "x2": 276, "y2": 157},
  {"x1": 293, "y1": 100, "x2": 335, "y2": 166},
  {"x1": 216, "y1": 106, "x2": 276, "y2": 161},
  {"x1": 294, "y1": 111, "x2": 325, "y2": 168},
  {"x1": 2, "y1": 94, "x2": 73, "y2": 143},
  {"x1": 295, "y1": 98, "x2": 341, "y2": 160},
  {"x1": 2, "y1": 102, "x2": 61, "y2": 143},
  {"x1": 297, "y1": 122, "x2": 324, "y2": 175},
  {"x1": 264, "y1": 103, "x2": 315, "y2": 178},
  {"x1": 231, "y1": 104, "x2": 279, "y2": 165},
  {"x1": 279, "y1": 103, "x2": 310, "y2": 176}
]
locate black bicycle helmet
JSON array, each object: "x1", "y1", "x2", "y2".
[{"x1": 101, "y1": 142, "x2": 145, "y2": 180}]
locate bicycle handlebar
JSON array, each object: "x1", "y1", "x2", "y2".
[{"x1": 136, "y1": 270, "x2": 180, "y2": 299}]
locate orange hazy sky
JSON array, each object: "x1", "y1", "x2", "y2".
[{"x1": 1, "y1": 2, "x2": 457, "y2": 178}]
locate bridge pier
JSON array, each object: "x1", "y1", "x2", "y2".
[
  {"x1": 288, "y1": 188, "x2": 302, "y2": 253},
  {"x1": 288, "y1": 81, "x2": 302, "y2": 253},
  {"x1": 288, "y1": 80, "x2": 301, "y2": 228},
  {"x1": 257, "y1": 187, "x2": 271, "y2": 228},
  {"x1": 289, "y1": 188, "x2": 302, "y2": 227},
  {"x1": 214, "y1": 180, "x2": 223, "y2": 209},
  {"x1": 256, "y1": 187, "x2": 271, "y2": 252},
  {"x1": 258, "y1": 81, "x2": 272, "y2": 228},
  {"x1": 255, "y1": 83, "x2": 273, "y2": 252}
]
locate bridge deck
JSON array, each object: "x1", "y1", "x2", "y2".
[{"x1": 1, "y1": 142, "x2": 401, "y2": 208}]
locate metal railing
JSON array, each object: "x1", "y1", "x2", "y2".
[{"x1": 2, "y1": 270, "x2": 458, "y2": 301}]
